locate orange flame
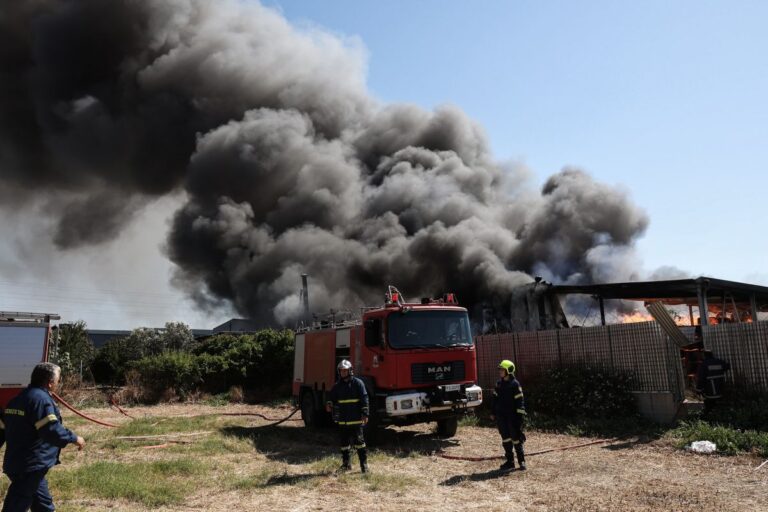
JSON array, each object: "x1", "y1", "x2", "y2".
[{"x1": 620, "y1": 312, "x2": 654, "y2": 323}]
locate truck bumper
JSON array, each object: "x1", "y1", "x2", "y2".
[{"x1": 384, "y1": 384, "x2": 483, "y2": 417}]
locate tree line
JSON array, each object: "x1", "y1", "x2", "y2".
[{"x1": 51, "y1": 321, "x2": 294, "y2": 401}]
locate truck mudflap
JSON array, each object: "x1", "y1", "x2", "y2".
[{"x1": 384, "y1": 384, "x2": 482, "y2": 417}]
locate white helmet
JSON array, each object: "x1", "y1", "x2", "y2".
[{"x1": 337, "y1": 359, "x2": 353, "y2": 371}]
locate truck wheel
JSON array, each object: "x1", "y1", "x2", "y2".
[
  {"x1": 436, "y1": 417, "x2": 458, "y2": 438},
  {"x1": 300, "y1": 391, "x2": 316, "y2": 428}
]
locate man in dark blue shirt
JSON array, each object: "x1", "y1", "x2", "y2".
[
  {"x1": 1, "y1": 362, "x2": 85, "y2": 512},
  {"x1": 326, "y1": 360, "x2": 370, "y2": 473}
]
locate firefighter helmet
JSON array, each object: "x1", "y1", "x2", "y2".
[
  {"x1": 338, "y1": 359, "x2": 353, "y2": 371},
  {"x1": 498, "y1": 360, "x2": 516, "y2": 375}
]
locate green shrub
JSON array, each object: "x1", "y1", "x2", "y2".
[
  {"x1": 91, "y1": 336, "x2": 145, "y2": 384},
  {"x1": 91, "y1": 323, "x2": 196, "y2": 384},
  {"x1": 669, "y1": 420, "x2": 768, "y2": 456},
  {"x1": 526, "y1": 365, "x2": 637, "y2": 419},
  {"x1": 125, "y1": 329, "x2": 295, "y2": 401},
  {"x1": 192, "y1": 329, "x2": 294, "y2": 390},
  {"x1": 131, "y1": 352, "x2": 202, "y2": 399},
  {"x1": 701, "y1": 385, "x2": 768, "y2": 432}
]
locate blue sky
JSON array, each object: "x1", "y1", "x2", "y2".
[{"x1": 265, "y1": 0, "x2": 768, "y2": 282}]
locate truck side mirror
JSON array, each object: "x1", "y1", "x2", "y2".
[{"x1": 364, "y1": 319, "x2": 382, "y2": 348}]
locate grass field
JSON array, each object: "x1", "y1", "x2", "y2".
[{"x1": 1, "y1": 403, "x2": 766, "y2": 511}]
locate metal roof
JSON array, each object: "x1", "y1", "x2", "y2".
[{"x1": 551, "y1": 276, "x2": 768, "y2": 311}]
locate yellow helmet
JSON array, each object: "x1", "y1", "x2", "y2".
[{"x1": 498, "y1": 360, "x2": 515, "y2": 375}]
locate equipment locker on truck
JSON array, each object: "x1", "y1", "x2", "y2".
[{"x1": 0, "y1": 312, "x2": 59, "y2": 409}]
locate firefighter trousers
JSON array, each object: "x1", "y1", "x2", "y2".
[
  {"x1": 496, "y1": 414, "x2": 526, "y2": 465},
  {"x1": 338, "y1": 425, "x2": 367, "y2": 465},
  {"x1": 2, "y1": 469, "x2": 55, "y2": 512}
]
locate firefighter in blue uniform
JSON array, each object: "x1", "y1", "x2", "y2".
[
  {"x1": 696, "y1": 351, "x2": 730, "y2": 416},
  {"x1": 1, "y1": 363, "x2": 85, "y2": 512},
  {"x1": 326, "y1": 360, "x2": 370, "y2": 473},
  {"x1": 490, "y1": 359, "x2": 526, "y2": 472}
]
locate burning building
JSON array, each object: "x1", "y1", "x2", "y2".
[
  {"x1": 509, "y1": 276, "x2": 768, "y2": 332},
  {"x1": 475, "y1": 276, "x2": 768, "y2": 423}
]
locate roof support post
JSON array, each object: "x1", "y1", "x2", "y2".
[
  {"x1": 722, "y1": 293, "x2": 727, "y2": 323},
  {"x1": 688, "y1": 305, "x2": 694, "y2": 326},
  {"x1": 730, "y1": 295, "x2": 741, "y2": 322},
  {"x1": 751, "y1": 293, "x2": 759, "y2": 323},
  {"x1": 697, "y1": 284, "x2": 709, "y2": 327},
  {"x1": 599, "y1": 297, "x2": 606, "y2": 326}
]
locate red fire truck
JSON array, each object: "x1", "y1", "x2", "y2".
[
  {"x1": 292, "y1": 287, "x2": 482, "y2": 438},
  {"x1": 0, "y1": 312, "x2": 59, "y2": 409}
]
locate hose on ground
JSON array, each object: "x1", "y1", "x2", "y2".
[
  {"x1": 51, "y1": 391, "x2": 119, "y2": 428},
  {"x1": 227, "y1": 407, "x2": 301, "y2": 427},
  {"x1": 435, "y1": 436, "x2": 625, "y2": 462}
]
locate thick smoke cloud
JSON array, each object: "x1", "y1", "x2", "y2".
[{"x1": 1, "y1": 0, "x2": 650, "y2": 325}]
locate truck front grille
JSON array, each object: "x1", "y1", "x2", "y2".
[{"x1": 411, "y1": 360, "x2": 465, "y2": 384}]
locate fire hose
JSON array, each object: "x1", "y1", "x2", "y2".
[
  {"x1": 51, "y1": 390, "x2": 119, "y2": 428},
  {"x1": 54, "y1": 388, "x2": 301, "y2": 429},
  {"x1": 435, "y1": 436, "x2": 626, "y2": 462},
  {"x1": 48, "y1": 394, "x2": 623, "y2": 459},
  {"x1": 219, "y1": 407, "x2": 302, "y2": 426},
  {"x1": 110, "y1": 396, "x2": 136, "y2": 419}
]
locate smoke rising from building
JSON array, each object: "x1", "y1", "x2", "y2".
[{"x1": 0, "y1": 0, "x2": 650, "y2": 324}]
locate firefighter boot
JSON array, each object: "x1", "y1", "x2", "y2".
[
  {"x1": 514, "y1": 443, "x2": 526, "y2": 471},
  {"x1": 358, "y1": 448, "x2": 369, "y2": 474},
  {"x1": 499, "y1": 443, "x2": 515, "y2": 472},
  {"x1": 339, "y1": 450, "x2": 352, "y2": 472}
]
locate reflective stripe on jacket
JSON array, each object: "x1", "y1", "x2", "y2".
[
  {"x1": 328, "y1": 376, "x2": 369, "y2": 425},
  {"x1": 2, "y1": 386, "x2": 78, "y2": 474},
  {"x1": 696, "y1": 356, "x2": 730, "y2": 399},
  {"x1": 492, "y1": 377, "x2": 526, "y2": 418}
]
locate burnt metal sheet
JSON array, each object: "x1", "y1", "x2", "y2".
[{"x1": 645, "y1": 301, "x2": 692, "y2": 348}]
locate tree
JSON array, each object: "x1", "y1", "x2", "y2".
[
  {"x1": 160, "y1": 322, "x2": 195, "y2": 352},
  {"x1": 53, "y1": 321, "x2": 95, "y2": 380}
]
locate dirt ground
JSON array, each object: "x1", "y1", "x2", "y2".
[{"x1": 5, "y1": 403, "x2": 767, "y2": 511}]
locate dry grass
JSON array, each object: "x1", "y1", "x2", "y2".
[{"x1": 1, "y1": 403, "x2": 766, "y2": 512}]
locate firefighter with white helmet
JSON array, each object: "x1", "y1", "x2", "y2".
[
  {"x1": 326, "y1": 359, "x2": 370, "y2": 473},
  {"x1": 490, "y1": 359, "x2": 527, "y2": 471}
]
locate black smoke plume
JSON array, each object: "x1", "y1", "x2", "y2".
[{"x1": 0, "y1": 0, "x2": 649, "y2": 324}]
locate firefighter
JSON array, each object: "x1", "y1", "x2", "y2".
[
  {"x1": 325, "y1": 359, "x2": 370, "y2": 473},
  {"x1": 489, "y1": 359, "x2": 526, "y2": 472},
  {"x1": 1, "y1": 362, "x2": 85, "y2": 512},
  {"x1": 696, "y1": 351, "x2": 730, "y2": 416}
]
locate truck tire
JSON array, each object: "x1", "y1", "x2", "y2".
[
  {"x1": 300, "y1": 391, "x2": 317, "y2": 428},
  {"x1": 436, "y1": 417, "x2": 458, "y2": 438}
]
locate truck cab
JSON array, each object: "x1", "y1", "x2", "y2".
[{"x1": 293, "y1": 287, "x2": 482, "y2": 438}]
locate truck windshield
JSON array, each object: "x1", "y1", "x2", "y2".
[{"x1": 387, "y1": 310, "x2": 473, "y2": 349}]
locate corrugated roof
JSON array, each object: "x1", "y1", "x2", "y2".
[{"x1": 551, "y1": 276, "x2": 768, "y2": 310}]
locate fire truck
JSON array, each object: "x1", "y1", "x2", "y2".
[
  {"x1": 0, "y1": 312, "x2": 59, "y2": 409},
  {"x1": 292, "y1": 287, "x2": 482, "y2": 438}
]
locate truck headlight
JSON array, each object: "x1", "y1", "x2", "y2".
[
  {"x1": 400, "y1": 399, "x2": 414, "y2": 410},
  {"x1": 467, "y1": 390, "x2": 482, "y2": 402}
]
